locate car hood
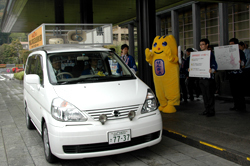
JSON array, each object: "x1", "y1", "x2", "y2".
[{"x1": 52, "y1": 79, "x2": 148, "y2": 110}]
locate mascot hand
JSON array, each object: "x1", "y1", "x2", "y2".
[
  {"x1": 168, "y1": 55, "x2": 179, "y2": 63},
  {"x1": 145, "y1": 48, "x2": 153, "y2": 64}
]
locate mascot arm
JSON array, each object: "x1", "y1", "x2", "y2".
[
  {"x1": 168, "y1": 55, "x2": 179, "y2": 63},
  {"x1": 145, "y1": 48, "x2": 153, "y2": 65},
  {"x1": 164, "y1": 47, "x2": 178, "y2": 63}
]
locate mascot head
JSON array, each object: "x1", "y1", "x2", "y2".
[{"x1": 152, "y1": 35, "x2": 177, "y2": 55}]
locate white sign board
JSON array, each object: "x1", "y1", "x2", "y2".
[
  {"x1": 189, "y1": 51, "x2": 211, "y2": 78},
  {"x1": 178, "y1": 46, "x2": 182, "y2": 65},
  {"x1": 214, "y1": 44, "x2": 240, "y2": 70}
]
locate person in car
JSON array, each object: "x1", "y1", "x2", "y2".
[
  {"x1": 82, "y1": 57, "x2": 105, "y2": 75},
  {"x1": 51, "y1": 56, "x2": 72, "y2": 79}
]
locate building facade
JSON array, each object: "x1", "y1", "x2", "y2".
[{"x1": 160, "y1": 2, "x2": 250, "y2": 51}]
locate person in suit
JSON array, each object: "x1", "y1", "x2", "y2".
[
  {"x1": 82, "y1": 57, "x2": 105, "y2": 75},
  {"x1": 51, "y1": 56, "x2": 72, "y2": 79},
  {"x1": 228, "y1": 38, "x2": 247, "y2": 112},
  {"x1": 188, "y1": 39, "x2": 218, "y2": 117},
  {"x1": 116, "y1": 44, "x2": 137, "y2": 74},
  {"x1": 179, "y1": 51, "x2": 188, "y2": 102}
]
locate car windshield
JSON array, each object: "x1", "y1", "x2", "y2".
[{"x1": 47, "y1": 51, "x2": 136, "y2": 84}]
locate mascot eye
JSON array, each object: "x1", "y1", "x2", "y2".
[
  {"x1": 162, "y1": 41, "x2": 167, "y2": 47},
  {"x1": 154, "y1": 42, "x2": 157, "y2": 47}
]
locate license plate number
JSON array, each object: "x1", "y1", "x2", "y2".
[{"x1": 108, "y1": 129, "x2": 131, "y2": 144}]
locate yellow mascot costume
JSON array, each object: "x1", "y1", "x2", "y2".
[{"x1": 145, "y1": 35, "x2": 180, "y2": 113}]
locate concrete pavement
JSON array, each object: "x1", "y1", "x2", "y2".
[
  {"x1": 162, "y1": 96, "x2": 250, "y2": 166},
  {"x1": 0, "y1": 76, "x2": 245, "y2": 166}
]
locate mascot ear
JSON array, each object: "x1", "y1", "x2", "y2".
[
  {"x1": 165, "y1": 35, "x2": 177, "y2": 55},
  {"x1": 152, "y1": 36, "x2": 161, "y2": 48},
  {"x1": 154, "y1": 36, "x2": 161, "y2": 41}
]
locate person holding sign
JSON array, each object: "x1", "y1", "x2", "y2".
[
  {"x1": 190, "y1": 39, "x2": 217, "y2": 117},
  {"x1": 228, "y1": 38, "x2": 246, "y2": 112}
]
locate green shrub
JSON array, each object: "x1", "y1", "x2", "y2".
[{"x1": 14, "y1": 71, "x2": 24, "y2": 80}]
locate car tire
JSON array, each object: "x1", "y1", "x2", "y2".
[
  {"x1": 25, "y1": 104, "x2": 35, "y2": 129},
  {"x1": 43, "y1": 122, "x2": 57, "y2": 163}
]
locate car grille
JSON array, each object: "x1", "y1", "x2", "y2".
[
  {"x1": 63, "y1": 131, "x2": 161, "y2": 153},
  {"x1": 84, "y1": 105, "x2": 140, "y2": 121}
]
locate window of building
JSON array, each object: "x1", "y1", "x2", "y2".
[
  {"x1": 113, "y1": 34, "x2": 118, "y2": 41},
  {"x1": 229, "y1": 3, "x2": 250, "y2": 47},
  {"x1": 179, "y1": 10, "x2": 193, "y2": 50},
  {"x1": 200, "y1": 3, "x2": 219, "y2": 47},
  {"x1": 161, "y1": 16, "x2": 171, "y2": 36},
  {"x1": 121, "y1": 34, "x2": 129, "y2": 41}
]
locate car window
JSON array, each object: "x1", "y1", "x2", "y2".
[
  {"x1": 25, "y1": 55, "x2": 37, "y2": 74},
  {"x1": 25, "y1": 54, "x2": 44, "y2": 86},
  {"x1": 47, "y1": 51, "x2": 135, "y2": 85},
  {"x1": 36, "y1": 55, "x2": 44, "y2": 85}
]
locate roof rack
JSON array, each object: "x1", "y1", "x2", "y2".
[{"x1": 28, "y1": 23, "x2": 113, "y2": 51}]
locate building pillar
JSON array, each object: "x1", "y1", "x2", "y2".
[
  {"x1": 219, "y1": 3, "x2": 229, "y2": 46},
  {"x1": 192, "y1": 3, "x2": 201, "y2": 49},
  {"x1": 136, "y1": 0, "x2": 156, "y2": 90},
  {"x1": 128, "y1": 23, "x2": 135, "y2": 56},
  {"x1": 171, "y1": 10, "x2": 179, "y2": 46},
  {"x1": 80, "y1": 0, "x2": 93, "y2": 23},
  {"x1": 54, "y1": 0, "x2": 64, "y2": 23},
  {"x1": 156, "y1": 16, "x2": 161, "y2": 36},
  {"x1": 118, "y1": 32, "x2": 121, "y2": 42}
]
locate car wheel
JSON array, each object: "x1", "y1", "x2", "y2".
[
  {"x1": 43, "y1": 122, "x2": 57, "y2": 163},
  {"x1": 25, "y1": 104, "x2": 35, "y2": 129}
]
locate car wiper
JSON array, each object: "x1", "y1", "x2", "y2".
[
  {"x1": 56, "y1": 75, "x2": 134, "y2": 85},
  {"x1": 57, "y1": 76, "x2": 106, "y2": 84},
  {"x1": 83, "y1": 75, "x2": 111, "y2": 81}
]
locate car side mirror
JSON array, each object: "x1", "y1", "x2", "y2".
[{"x1": 25, "y1": 74, "x2": 40, "y2": 84}]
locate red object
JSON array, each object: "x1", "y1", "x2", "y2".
[
  {"x1": 12, "y1": 67, "x2": 22, "y2": 73},
  {"x1": 16, "y1": 68, "x2": 24, "y2": 72}
]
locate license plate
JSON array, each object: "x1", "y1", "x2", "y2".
[{"x1": 108, "y1": 129, "x2": 131, "y2": 144}]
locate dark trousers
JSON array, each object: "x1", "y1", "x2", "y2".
[
  {"x1": 243, "y1": 68, "x2": 250, "y2": 96},
  {"x1": 199, "y1": 79, "x2": 215, "y2": 112},
  {"x1": 180, "y1": 78, "x2": 188, "y2": 101},
  {"x1": 229, "y1": 73, "x2": 246, "y2": 110},
  {"x1": 187, "y1": 77, "x2": 200, "y2": 99}
]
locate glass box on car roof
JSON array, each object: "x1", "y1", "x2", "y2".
[{"x1": 28, "y1": 24, "x2": 113, "y2": 51}]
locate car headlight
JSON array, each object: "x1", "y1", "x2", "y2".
[
  {"x1": 141, "y1": 89, "x2": 157, "y2": 114},
  {"x1": 51, "y1": 98, "x2": 87, "y2": 122}
]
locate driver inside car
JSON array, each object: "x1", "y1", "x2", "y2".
[
  {"x1": 51, "y1": 56, "x2": 72, "y2": 79},
  {"x1": 81, "y1": 57, "x2": 105, "y2": 76}
]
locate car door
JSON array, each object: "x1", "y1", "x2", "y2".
[{"x1": 25, "y1": 53, "x2": 45, "y2": 131}]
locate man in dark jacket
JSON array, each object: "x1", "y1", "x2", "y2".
[
  {"x1": 185, "y1": 48, "x2": 201, "y2": 101},
  {"x1": 228, "y1": 38, "x2": 247, "y2": 112},
  {"x1": 197, "y1": 39, "x2": 218, "y2": 117}
]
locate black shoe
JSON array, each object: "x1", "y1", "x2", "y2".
[
  {"x1": 199, "y1": 110, "x2": 208, "y2": 115},
  {"x1": 229, "y1": 107, "x2": 237, "y2": 111},
  {"x1": 206, "y1": 112, "x2": 215, "y2": 117}
]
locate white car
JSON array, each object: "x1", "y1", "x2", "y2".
[{"x1": 23, "y1": 46, "x2": 162, "y2": 163}]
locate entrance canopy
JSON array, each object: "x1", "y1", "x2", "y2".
[{"x1": 1, "y1": 0, "x2": 248, "y2": 33}]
